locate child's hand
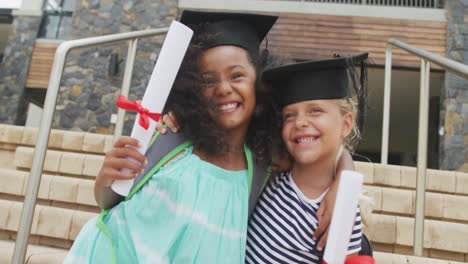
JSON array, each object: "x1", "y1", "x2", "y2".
[
  {"x1": 156, "y1": 111, "x2": 180, "y2": 134},
  {"x1": 96, "y1": 136, "x2": 147, "y2": 188}
]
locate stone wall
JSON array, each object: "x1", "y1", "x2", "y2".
[
  {"x1": 0, "y1": 16, "x2": 41, "y2": 125},
  {"x1": 442, "y1": 0, "x2": 468, "y2": 171},
  {"x1": 53, "y1": 0, "x2": 178, "y2": 135}
]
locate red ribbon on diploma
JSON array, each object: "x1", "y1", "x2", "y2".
[
  {"x1": 116, "y1": 95, "x2": 161, "y2": 130},
  {"x1": 323, "y1": 256, "x2": 375, "y2": 264}
]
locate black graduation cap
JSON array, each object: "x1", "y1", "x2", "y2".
[
  {"x1": 180, "y1": 10, "x2": 278, "y2": 53},
  {"x1": 264, "y1": 53, "x2": 369, "y2": 131}
]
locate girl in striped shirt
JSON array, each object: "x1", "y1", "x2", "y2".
[{"x1": 246, "y1": 53, "x2": 369, "y2": 264}]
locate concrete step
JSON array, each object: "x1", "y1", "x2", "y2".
[
  {"x1": 364, "y1": 214, "x2": 468, "y2": 257},
  {"x1": 14, "y1": 146, "x2": 104, "y2": 178},
  {"x1": 0, "y1": 200, "x2": 97, "y2": 246},
  {"x1": 356, "y1": 161, "x2": 468, "y2": 195},
  {"x1": 374, "y1": 251, "x2": 467, "y2": 264},
  {"x1": 0, "y1": 124, "x2": 113, "y2": 154},
  {"x1": 0, "y1": 168, "x2": 98, "y2": 208},
  {"x1": 364, "y1": 185, "x2": 468, "y2": 223},
  {"x1": 0, "y1": 240, "x2": 67, "y2": 264}
]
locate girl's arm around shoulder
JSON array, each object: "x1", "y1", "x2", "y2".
[{"x1": 312, "y1": 150, "x2": 355, "y2": 250}]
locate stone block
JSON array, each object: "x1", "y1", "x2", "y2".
[
  {"x1": 23, "y1": 173, "x2": 52, "y2": 199},
  {"x1": 69, "y1": 211, "x2": 97, "y2": 240},
  {"x1": 48, "y1": 130, "x2": 64, "y2": 149},
  {"x1": 381, "y1": 188, "x2": 413, "y2": 215},
  {"x1": 61, "y1": 131, "x2": 84, "y2": 151},
  {"x1": 26, "y1": 251, "x2": 67, "y2": 264},
  {"x1": 2, "y1": 125, "x2": 23, "y2": 144},
  {"x1": 0, "y1": 169, "x2": 27, "y2": 196},
  {"x1": 30, "y1": 205, "x2": 42, "y2": 235},
  {"x1": 0, "y1": 200, "x2": 13, "y2": 230},
  {"x1": 427, "y1": 169, "x2": 456, "y2": 193},
  {"x1": 48, "y1": 176, "x2": 80, "y2": 203},
  {"x1": 83, "y1": 154, "x2": 104, "y2": 177},
  {"x1": 443, "y1": 194, "x2": 468, "y2": 221},
  {"x1": 396, "y1": 216, "x2": 414, "y2": 246},
  {"x1": 76, "y1": 179, "x2": 97, "y2": 206},
  {"x1": 365, "y1": 214, "x2": 396, "y2": 244},
  {"x1": 44, "y1": 150, "x2": 62, "y2": 172},
  {"x1": 429, "y1": 249, "x2": 466, "y2": 262},
  {"x1": 373, "y1": 252, "x2": 404, "y2": 264},
  {"x1": 59, "y1": 152, "x2": 84, "y2": 175},
  {"x1": 14, "y1": 146, "x2": 34, "y2": 169},
  {"x1": 425, "y1": 192, "x2": 444, "y2": 218},
  {"x1": 401, "y1": 166, "x2": 417, "y2": 189},
  {"x1": 103, "y1": 135, "x2": 114, "y2": 152},
  {"x1": 395, "y1": 216, "x2": 432, "y2": 248},
  {"x1": 355, "y1": 161, "x2": 374, "y2": 184},
  {"x1": 429, "y1": 220, "x2": 468, "y2": 253},
  {"x1": 394, "y1": 246, "x2": 432, "y2": 259},
  {"x1": 371, "y1": 242, "x2": 394, "y2": 253},
  {"x1": 82, "y1": 133, "x2": 106, "y2": 153},
  {"x1": 374, "y1": 164, "x2": 401, "y2": 187},
  {"x1": 455, "y1": 172, "x2": 468, "y2": 195},
  {"x1": 21, "y1": 127, "x2": 38, "y2": 146},
  {"x1": 0, "y1": 242, "x2": 13, "y2": 263},
  {"x1": 363, "y1": 186, "x2": 382, "y2": 211},
  {"x1": 7, "y1": 202, "x2": 41, "y2": 234},
  {"x1": 36, "y1": 206, "x2": 73, "y2": 239},
  {"x1": 50, "y1": 200, "x2": 77, "y2": 210},
  {"x1": 37, "y1": 236, "x2": 72, "y2": 251}
]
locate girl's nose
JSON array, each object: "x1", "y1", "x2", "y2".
[
  {"x1": 295, "y1": 116, "x2": 309, "y2": 128},
  {"x1": 215, "y1": 80, "x2": 233, "y2": 96}
]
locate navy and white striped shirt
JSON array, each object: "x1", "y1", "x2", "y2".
[{"x1": 246, "y1": 171, "x2": 362, "y2": 264}]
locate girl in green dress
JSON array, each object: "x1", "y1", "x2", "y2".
[{"x1": 65, "y1": 11, "x2": 279, "y2": 264}]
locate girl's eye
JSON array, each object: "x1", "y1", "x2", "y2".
[
  {"x1": 283, "y1": 113, "x2": 295, "y2": 121},
  {"x1": 202, "y1": 78, "x2": 216, "y2": 87},
  {"x1": 309, "y1": 108, "x2": 322, "y2": 114},
  {"x1": 232, "y1": 73, "x2": 243, "y2": 79}
]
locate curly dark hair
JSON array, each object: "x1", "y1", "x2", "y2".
[{"x1": 164, "y1": 25, "x2": 280, "y2": 166}]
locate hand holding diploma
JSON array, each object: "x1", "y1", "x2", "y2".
[
  {"x1": 322, "y1": 171, "x2": 375, "y2": 264},
  {"x1": 111, "y1": 21, "x2": 193, "y2": 196}
]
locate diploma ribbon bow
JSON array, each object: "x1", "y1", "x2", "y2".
[{"x1": 116, "y1": 95, "x2": 161, "y2": 130}]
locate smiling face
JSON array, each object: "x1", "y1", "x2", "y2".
[
  {"x1": 281, "y1": 99, "x2": 353, "y2": 165},
  {"x1": 199, "y1": 45, "x2": 257, "y2": 136}
]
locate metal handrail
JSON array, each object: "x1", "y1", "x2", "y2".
[
  {"x1": 12, "y1": 27, "x2": 169, "y2": 264},
  {"x1": 261, "y1": 0, "x2": 444, "y2": 8},
  {"x1": 380, "y1": 38, "x2": 468, "y2": 256}
]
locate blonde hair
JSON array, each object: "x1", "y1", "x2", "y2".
[
  {"x1": 334, "y1": 97, "x2": 374, "y2": 227},
  {"x1": 336, "y1": 97, "x2": 361, "y2": 153}
]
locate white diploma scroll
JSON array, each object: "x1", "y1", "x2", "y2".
[
  {"x1": 322, "y1": 171, "x2": 364, "y2": 264},
  {"x1": 111, "y1": 21, "x2": 193, "y2": 196}
]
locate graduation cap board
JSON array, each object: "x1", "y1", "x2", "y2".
[
  {"x1": 263, "y1": 53, "x2": 369, "y2": 107},
  {"x1": 180, "y1": 10, "x2": 278, "y2": 53}
]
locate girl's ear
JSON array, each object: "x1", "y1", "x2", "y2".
[{"x1": 341, "y1": 112, "x2": 354, "y2": 139}]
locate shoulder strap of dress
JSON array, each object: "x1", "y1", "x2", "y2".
[{"x1": 248, "y1": 157, "x2": 272, "y2": 217}]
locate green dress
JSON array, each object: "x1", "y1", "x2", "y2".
[{"x1": 64, "y1": 146, "x2": 250, "y2": 264}]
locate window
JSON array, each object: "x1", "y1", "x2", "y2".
[
  {"x1": 38, "y1": 0, "x2": 75, "y2": 39},
  {"x1": 0, "y1": 9, "x2": 13, "y2": 62}
]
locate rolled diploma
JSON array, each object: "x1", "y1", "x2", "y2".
[
  {"x1": 111, "y1": 21, "x2": 193, "y2": 196},
  {"x1": 322, "y1": 170, "x2": 364, "y2": 264}
]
